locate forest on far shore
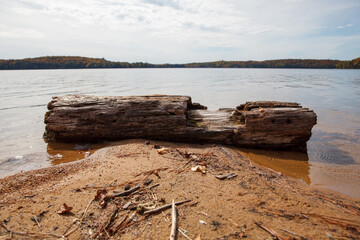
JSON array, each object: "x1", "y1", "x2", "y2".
[{"x1": 0, "y1": 56, "x2": 359, "y2": 70}]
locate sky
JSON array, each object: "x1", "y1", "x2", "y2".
[{"x1": 0, "y1": 0, "x2": 359, "y2": 63}]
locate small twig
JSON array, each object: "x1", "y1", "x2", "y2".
[
  {"x1": 116, "y1": 153, "x2": 141, "y2": 158},
  {"x1": 33, "y1": 216, "x2": 41, "y2": 229},
  {"x1": 280, "y1": 228, "x2": 309, "y2": 240},
  {"x1": 148, "y1": 183, "x2": 160, "y2": 189},
  {"x1": 170, "y1": 199, "x2": 177, "y2": 240},
  {"x1": 227, "y1": 218, "x2": 240, "y2": 227},
  {"x1": 104, "y1": 228, "x2": 111, "y2": 239},
  {"x1": 135, "y1": 167, "x2": 169, "y2": 177},
  {"x1": 178, "y1": 228, "x2": 192, "y2": 240},
  {"x1": 255, "y1": 222, "x2": 286, "y2": 240},
  {"x1": 80, "y1": 199, "x2": 93, "y2": 222},
  {"x1": 63, "y1": 199, "x2": 93, "y2": 236},
  {"x1": 313, "y1": 194, "x2": 360, "y2": 216},
  {"x1": 144, "y1": 199, "x2": 191, "y2": 215},
  {"x1": 117, "y1": 217, "x2": 146, "y2": 232},
  {"x1": 113, "y1": 186, "x2": 140, "y2": 198},
  {"x1": 1, "y1": 221, "x2": 63, "y2": 238}
]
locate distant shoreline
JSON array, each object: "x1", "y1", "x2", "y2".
[{"x1": 1, "y1": 56, "x2": 359, "y2": 70}]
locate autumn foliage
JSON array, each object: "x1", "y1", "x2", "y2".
[{"x1": 0, "y1": 56, "x2": 359, "y2": 70}]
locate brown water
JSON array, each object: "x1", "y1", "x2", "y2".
[{"x1": 0, "y1": 68, "x2": 359, "y2": 197}]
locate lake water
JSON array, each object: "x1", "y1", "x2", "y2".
[{"x1": 0, "y1": 68, "x2": 359, "y2": 197}]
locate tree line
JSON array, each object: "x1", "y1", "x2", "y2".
[{"x1": 0, "y1": 56, "x2": 359, "y2": 70}]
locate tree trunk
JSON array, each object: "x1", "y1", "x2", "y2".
[{"x1": 44, "y1": 95, "x2": 317, "y2": 151}]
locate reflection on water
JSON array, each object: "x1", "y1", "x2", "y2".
[
  {"x1": 47, "y1": 142, "x2": 106, "y2": 165},
  {"x1": 237, "y1": 148, "x2": 311, "y2": 184}
]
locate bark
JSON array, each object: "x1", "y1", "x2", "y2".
[{"x1": 44, "y1": 95, "x2": 317, "y2": 151}]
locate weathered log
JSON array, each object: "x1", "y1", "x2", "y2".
[{"x1": 44, "y1": 95, "x2": 317, "y2": 151}]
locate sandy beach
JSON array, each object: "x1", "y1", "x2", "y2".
[{"x1": 0, "y1": 140, "x2": 359, "y2": 239}]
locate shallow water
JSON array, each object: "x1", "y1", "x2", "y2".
[{"x1": 0, "y1": 68, "x2": 359, "y2": 197}]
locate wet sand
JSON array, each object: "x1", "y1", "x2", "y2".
[{"x1": 0, "y1": 140, "x2": 359, "y2": 239}]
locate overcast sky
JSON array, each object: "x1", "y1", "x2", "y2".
[{"x1": 0, "y1": 0, "x2": 359, "y2": 63}]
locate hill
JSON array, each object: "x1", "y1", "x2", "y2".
[{"x1": 0, "y1": 56, "x2": 359, "y2": 69}]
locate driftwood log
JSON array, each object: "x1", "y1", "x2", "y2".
[{"x1": 44, "y1": 95, "x2": 317, "y2": 151}]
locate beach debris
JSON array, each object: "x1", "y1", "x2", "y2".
[
  {"x1": 255, "y1": 221, "x2": 286, "y2": 240},
  {"x1": 216, "y1": 173, "x2": 238, "y2": 180},
  {"x1": 148, "y1": 183, "x2": 160, "y2": 189},
  {"x1": 199, "y1": 220, "x2": 207, "y2": 225},
  {"x1": 135, "y1": 167, "x2": 169, "y2": 177},
  {"x1": 157, "y1": 147, "x2": 170, "y2": 155},
  {"x1": 211, "y1": 220, "x2": 221, "y2": 230},
  {"x1": 0, "y1": 221, "x2": 63, "y2": 239},
  {"x1": 30, "y1": 210, "x2": 47, "y2": 228},
  {"x1": 191, "y1": 166, "x2": 206, "y2": 174},
  {"x1": 144, "y1": 178, "x2": 153, "y2": 186},
  {"x1": 53, "y1": 153, "x2": 63, "y2": 158},
  {"x1": 137, "y1": 201, "x2": 157, "y2": 214},
  {"x1": 178, "y1": 228, "x2": 192, "y2": 240},
  {"x1": 31, "y1": 215, "x2": 41, "y2": 228},
  {"x1": 94, "y1": 189, "x2": 108, "y2": 201},
  {"x1": 219, "y1": 231, "x2": 246, "y2": 239},
  {"x1": 84, "y1": 151, "x2": 91, "y2": 158},
  {"x1": 194, "y1": 234, "x2": 202, "y2": 240},
  {"x1": 108, "y1": 214, "x2": 129, "y2": 235},
  {"x1": 123, "y1": 201, "x2": 132, "y2": 210},
  {"x1": 94, "y1": 204, "x2": 118, "y2": 238},
  {"x1": 280, "y1": 228, "x2": 309, "y2": 240},
  {"x1": 57, "y1": 203, "x2": 73, "y2": 215},
  {"x1": 144, "y1": 199, "x2": 191, "y2": 215},
  {"x1": 70, "y1": 188, "x2": 82, "y2": 193},
  {"x1": 112, "y1": 186, "x2": 140, "y2": 197},
  {"x1": 197, "y1": 211, "x2": 209, "y2": 217},
  {"x1": 170, "y1": 199, "x2": 178, "y2": 240}
]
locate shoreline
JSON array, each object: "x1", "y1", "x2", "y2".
[{"x1": 1, "y1": 140, "x2": 359, "y2": 239}]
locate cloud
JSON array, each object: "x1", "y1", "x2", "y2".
[
  {"x1": 336, "y1": 24, "x2": 354, "y2": 29},
  {"x1": 0, "y1": 0, "x2": 359, "y2": 62},
  {"x1": 140, "y1": 0, "x2": 182, "y2": 10}
]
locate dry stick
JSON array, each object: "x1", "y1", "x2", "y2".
[
  {"x1": 108, "y1": 215, "x2": 128, "y2": 234},
  {"x1": 313, "y1": 194, "x2": 360, "y2": 216},
  {"x1": 134, "y1": 167, "x2": 169, "y2": 177},
  {"x1": 33, "y1": 216, "x2": 41, "y2": 229},
  {"x1": 0, "y1": 222, "x2": 63, "y2": 239},
  {"x1": 116, "y1": 153, "x2": 141, "y2": 158},
  {"x1": 104, "y1": 228, "x2": 111, "y2": 239},
  {"x1": 170, "y1": 200, "x2": 177, "y2": 240},
  {"x1": 280, "y1": 228, "x2": 309, "y2": 240},
  {"x1": 117, "y1": 217, "x2": 146, "y2": 232},
  {"x1": 112, "y1": 186, "x2": 140, "y2": 198},
  {"x1": 255, "y1": 222, "x2": 286, "y2": 240},
  {"x1": 147, "y1": 183, "x2": 160, "y2": 189},
  {"x1": 80, "y1": 199, "x2": 93, "y2": 222},
  {"x1": 64, "y1": 199, "x2": 94, "y2": 237},
  {"x1": 144, "y1": 199, "x2": 191, "y2": 216},
  {"x1": 178, "y1": 228, "x2": 192, "y2": 240}
]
